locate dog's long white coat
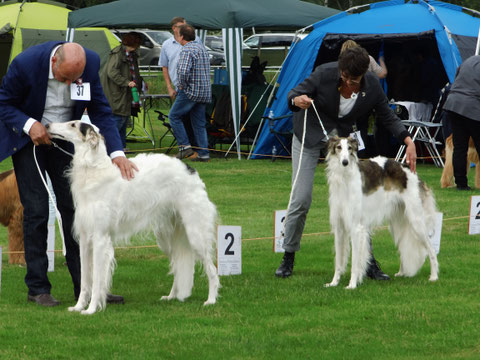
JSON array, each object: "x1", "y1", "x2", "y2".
[
  {"x1": 325, "y1": 137, "x2": 439, "y2": 289},
  {"x1": 47, "y1": 121, "x2": 220, "y2": 314}
]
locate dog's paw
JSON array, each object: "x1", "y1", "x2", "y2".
[
  {"x1": 324, "y1": 282, "x2": 338, "y2": 288},
  {"x1": 345, "y1": 282, "x2": 358, "y2": 290},
  {"x1": 80, "y1": 308, "x2": 97, "y2": 315},
  {"x1": 160, "y1": 295, "x2": 174, "y2": 301},
  {"x1": 429, "y1": 275, "x2": 438, "y2": 282},
  {"x1": 68, "y1": 306, "x2": 83, "y2": 312},
  {"x1": 394, "y1": 271, "x2": 405, "y2": 277},
  {"x1": 203, "y1": 299, "x2": 216, "y2": 306}
]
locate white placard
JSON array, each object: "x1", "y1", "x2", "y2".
[
  {"x1": 217, "y1": 225, "x2": 241, "y2": 276},
  {"x1": 430, "y1": 212, "x2": 443, "y2": 255},
  {"x1": 468, "y1": 195, "x2": 480, "y2": 235},
  {"x1": 349, "y1": 130, "x2": 365, "y2": 151},
  {"x1": 0, "y1": 246, "x2": 2, "y2": 292},
  {"x1": 274, "y1": 210, "x2": 287, "y2": 253},
  {"x1": 70, "y1": 82, "x2": 91, "y2": 101}
]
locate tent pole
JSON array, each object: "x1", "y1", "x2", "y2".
[
  {"x1": 247, "y1": 117, "x2": 265, "y2": 160},
  {"x1": 476, "y1": 25, "x2": 480, "y2": 56}
]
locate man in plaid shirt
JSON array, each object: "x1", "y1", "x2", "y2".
[{"x1": 169, "y1": 24, "x2": 212, "y2": 162}]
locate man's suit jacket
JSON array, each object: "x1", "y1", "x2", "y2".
[
  {"x1": 443, "y1": 55, "x2": 480, "y2": 122},
  {"x1": 287, "y1": 61, "x2": 409, "y2": 149},
  {"x1": 0, "y1": 41, "x2": 122, "y2": 162}
]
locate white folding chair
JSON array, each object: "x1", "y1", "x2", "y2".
[{"x1": 394, "y1": 101, "x2": 444, "y2": 167}]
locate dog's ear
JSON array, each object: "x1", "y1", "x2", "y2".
[
  {"x1": 80, "y1": 122, "x2": 100, "y2": 148},
  {"x1": 348, "y1": 136, "x2": 358, "y2": 152},
  {"x1": 327, "y1": 136, "x2": 339, "y2": 154}
]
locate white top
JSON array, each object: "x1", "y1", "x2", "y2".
[
  {"x1": 158, "y1": 37, "x2": 183, "y2": 88},
  {"x1": 338, "y1": 94, "x2": 357, "y2": 118}
]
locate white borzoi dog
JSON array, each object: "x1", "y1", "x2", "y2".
[
  {"x1": 47, "y1": 121, "x2": 219, "y2": 315},
  {"x1": 324, "y1": 136, "x2": 439, "y2": 289}
]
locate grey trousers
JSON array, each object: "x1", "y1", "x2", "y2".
[{"x1": 282, "y1": 135, "x2": 323, "y2": 252}]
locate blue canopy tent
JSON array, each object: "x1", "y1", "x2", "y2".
[{"x1": 251, "y1": 0, "x2": 480, "y2": 158}]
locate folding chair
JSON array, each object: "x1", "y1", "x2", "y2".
[
  {"x1": 155, "y1": 110, "x2": 177, "y2": 153},
  {"x1": 264, "y1": 113, "x2": 294, "y2": 156},
  {"x1": 394, "y1": 101, "x2": 444, "y2": 167}
]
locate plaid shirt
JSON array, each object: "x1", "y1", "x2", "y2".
[{"x1": 177, "y1": 42, "x2": 211, "y2": 103}]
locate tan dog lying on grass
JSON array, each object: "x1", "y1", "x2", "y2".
[
  {"x1": 0, "y1": 169, "x2": 25, "y2": 264},
  {"x1": 440, "y1": 134, "x2": 480, "y2": 188}
]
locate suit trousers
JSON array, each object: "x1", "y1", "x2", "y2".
[
  {"x1": 282, "y1": 135, "x2": 323, "y2": 252},
  {"x1": 447, "y1": 111, "x2": 480, "y2": 188},
  {"x1": 12, "y1": 141, "x2": 80, "y2": 298}
]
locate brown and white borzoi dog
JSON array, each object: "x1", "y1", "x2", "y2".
[
  {"x1": 440, "y1": 134, "x2": 480, "y2": 188},
  {"x1": 47, "y1": 121, "x2": 220, "y2": 315},
  {"x1": 0, "y1": 169, "x2": 25, "y2": 265},
  {"x1": 324, "y1": 137, "x2": 439, "y2": 289}
]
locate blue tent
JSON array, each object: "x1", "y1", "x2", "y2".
[{"x1": 252, "y1": 0, "x2": 480, "y2": 158}]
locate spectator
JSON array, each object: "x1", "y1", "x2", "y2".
[
  {"x1": 169, "y1": 24, "x2": 211, "y2": 162},
  {"x1": 101, "y1": 32, "x2": 144, "y2": 150},
  {"x1": 442, "y1": 55, "x2": 480, "y2": 190}
]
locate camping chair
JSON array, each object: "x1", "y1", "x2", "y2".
[
  {"x1": 394, "y1": 101, "x2": 444, "y2": 167},
  {"x1": 264, "y1": 112, "x2": 294, "y2": 156},
  {"x1": 155, "y1": 110, "x2": 177, "y2": 154}
]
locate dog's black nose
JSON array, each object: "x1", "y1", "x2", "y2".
[
  {"x1": 45, "y1": 123, "x2": 50, "y2": 129},
  {"x1": 342, "y1": 159, "x2": 349, "y2": 166}
]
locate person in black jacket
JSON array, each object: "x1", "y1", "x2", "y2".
[
  {"x1": 275, "y1": 46, "x2": 416, "y2": 279},
  {"x1": 442, "y1": 55, "x2": 480, "y2": 191}
]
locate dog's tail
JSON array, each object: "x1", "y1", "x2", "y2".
[{"x1": 394, "y1": 181, "x2": 437, "y2": 276}]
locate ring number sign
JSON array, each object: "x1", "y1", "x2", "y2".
[{"x1": 217, "y1": 225, "x2": 241, "y2": 275}]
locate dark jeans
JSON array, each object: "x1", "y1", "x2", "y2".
[
  {"x1": 12, "y1": 141, "x2": 80, "y2": 298},
  {"x1": 112, "y1": 114, "x2": 129, "y2": 149},
  {"x1": 447, "y1": 111, "x2": 480, "y2": 187}
]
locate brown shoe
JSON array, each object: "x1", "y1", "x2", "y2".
[
  {"x1": 106, "y1": 293, "x2": 125, "y2": 304},
  {"x1": 27, "y1": 293, "x2": 60, "y2": 307}
]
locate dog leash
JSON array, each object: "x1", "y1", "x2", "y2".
[
  {"x1": 33, "y1": 145, "x2": 67, "y2": 255},
  {"x1": 282, "y1": 100, "x2": 329, "y2": 237}
]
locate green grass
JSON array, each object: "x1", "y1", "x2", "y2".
[{"x1": 1, "y1": 151, "x2": 480, "y2": 359}]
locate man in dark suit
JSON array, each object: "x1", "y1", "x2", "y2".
[
  {"x1": 0, "y1": 41, "x2": 137, "y2": 306},
  {"x1": 275, "y1": 46, "x2": 417, "y2": 279},
  {"x1": 443, "y1": 55, "x2": 480, "y2": 191}
]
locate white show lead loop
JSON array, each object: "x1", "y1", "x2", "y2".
[
  {"x1": 281, "y1": 99, "x2": 328, "y2": 237},
  {"x1": 33, "y1": 145, "x2": 68, "y2": 255}
]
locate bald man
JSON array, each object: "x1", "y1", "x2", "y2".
[{"x1": 0, "y1": 41, "x2": 136, "y2": 307}]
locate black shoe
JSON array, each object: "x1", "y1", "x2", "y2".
[
  {"x1": 106, "y1": 293, "x2": 125, "y2": 304},
  {"x1": 457, "y1": 185, "x2": 472, "y2": 191},
  {"x1": 176, "y1": 147, "x2": 198, "y2": 160},
  {"x1": 275, "y1": 252, "x2": 295, "y2": 278},
  {"x1": 366, "y1": 258, "x2": 390, "y2": 280},
  {"x1": 27, "y1": 293, "x2": 60, "y2": 307}
]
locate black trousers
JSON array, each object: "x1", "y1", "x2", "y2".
[
  {"x1": 12, "y1": 141, "x2": 80, "y2": 298},
  {"x1": 447, "y1": 111, "x2": 480, "y2": 188}
]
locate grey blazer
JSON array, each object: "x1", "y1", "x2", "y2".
[
  {"x1": 287, "y1": 61, "x2": 409, "y2": 149},
  {"x1": 443, "y1": 55, "x2": 480, "y2": 121}
]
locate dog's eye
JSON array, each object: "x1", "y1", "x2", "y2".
[
  {"x1": 336, "y1": 145, "x2": 342, "y2": 150},
  {"x1": 70, "y1": 123, "x2": 75, "y2": 127},
  {"x1": 348, "y1": 146, "x2": 352, "y2": 150}
]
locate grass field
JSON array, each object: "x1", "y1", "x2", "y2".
[{"x1": 1, "y1": 134, "x2": 480, "y2": 359}]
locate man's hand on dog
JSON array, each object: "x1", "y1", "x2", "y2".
[{"x1": 113, "y1": 156, "x2": 138, "y2": 180}]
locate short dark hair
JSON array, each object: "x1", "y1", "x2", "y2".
[
  {"x1": 121, "y1": 32, "x2": 142, "y2": 48},
  {"x1": 179, "y1": 24, "x2": 195, "y2": 42},
  {"x1": 171, "y1": 17, "x2": 185, "y2": 27},
  {"x1": 338, "y1": 46, "x2": 370, "y2": 77}
]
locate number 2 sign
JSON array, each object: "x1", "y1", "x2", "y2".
[
  {"x1": 217, "y1": 226, "x2": 242, "y2": 275},
  {"x1": 468, "y1": 196, "x2": 480, "y2": 235}
]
